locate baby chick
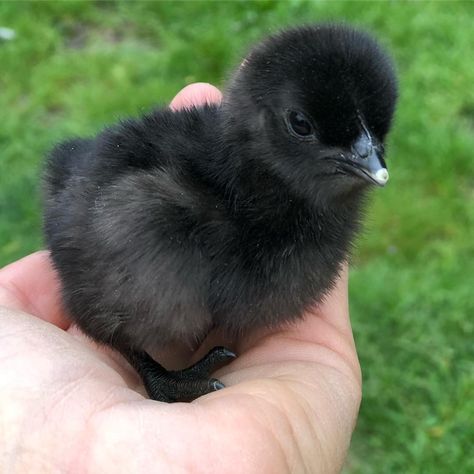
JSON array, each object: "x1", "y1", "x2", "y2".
[{"x1": 43, "y1": 24, "x2": 398, "y2": 402}]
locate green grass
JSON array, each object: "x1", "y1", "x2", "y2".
[{"x1": 1, "y1": 1, "x2": 473, "y2": 472}]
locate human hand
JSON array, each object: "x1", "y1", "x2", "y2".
[{"x1": 0, "y1": 83, "x2": 361, "y2": 473}]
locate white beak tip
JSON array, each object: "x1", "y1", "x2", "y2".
[{"x1": 374, "y1": 168, "x2": 389, "y2": 185}]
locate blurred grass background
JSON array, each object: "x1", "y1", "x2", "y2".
[{"x1": 0, "y1": 1, "x2": 473, "y2": 472}]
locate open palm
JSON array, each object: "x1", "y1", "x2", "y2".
[{"x1": 0, "y1": 85, "x2": 361, "y2": 474}]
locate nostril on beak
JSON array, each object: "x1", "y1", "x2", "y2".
[{"x1": 352, "y1": 135, "x2": 372, "y2": 159}]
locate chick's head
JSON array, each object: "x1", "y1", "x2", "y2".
[{"x1": 225, "y1": 24, "x2": 398, "y2": 206}]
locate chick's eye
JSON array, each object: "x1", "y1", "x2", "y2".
[{"x1": 287, "y1": 111, "x2": 314, "y2": 137}]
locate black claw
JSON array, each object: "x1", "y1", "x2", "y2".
[
  {"x1": 211, "y1": 380, "x2": 226, "y2": 391},
  {"x1": 185, "y1": 346, "x2": 237, "y2": 378},
  {"x1": 220, "y1": 348, "x2": 237, "y2": 359}
]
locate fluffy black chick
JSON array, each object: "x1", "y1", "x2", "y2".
[{"x1": 43, "y1": 24, "x2": 398, "y2": 402}]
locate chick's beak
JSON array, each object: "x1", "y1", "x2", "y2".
[{"x1": 347, "y1": 133, "x2": 389, "y2": 186}]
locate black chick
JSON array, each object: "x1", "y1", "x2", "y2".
[{"x1": 43, "y1": 24, "x2": 398, "y2": 402}]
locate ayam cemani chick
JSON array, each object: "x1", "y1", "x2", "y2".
[{"x1": 43, "y1": 24, "x2": 398, "y2": 402}]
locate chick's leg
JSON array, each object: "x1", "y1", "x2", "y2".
[{"x1": 127, "y1": 347, "x2": 236, "y2": 402}]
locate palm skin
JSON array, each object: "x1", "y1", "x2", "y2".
[{"x1": 0, "y1": 84, "x2": 361, "y2": 474}]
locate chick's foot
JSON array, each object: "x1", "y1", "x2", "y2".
[{"x1": 129, "y1": 347, "x2": 236, "y2": 402}]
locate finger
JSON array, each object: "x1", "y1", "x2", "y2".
[
  {"x1": 170, "y1": 82, "x2": 222, "y2": 110},
  {"x1": 0, "y1": 251, "x2": 70, "y2": 329}
]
